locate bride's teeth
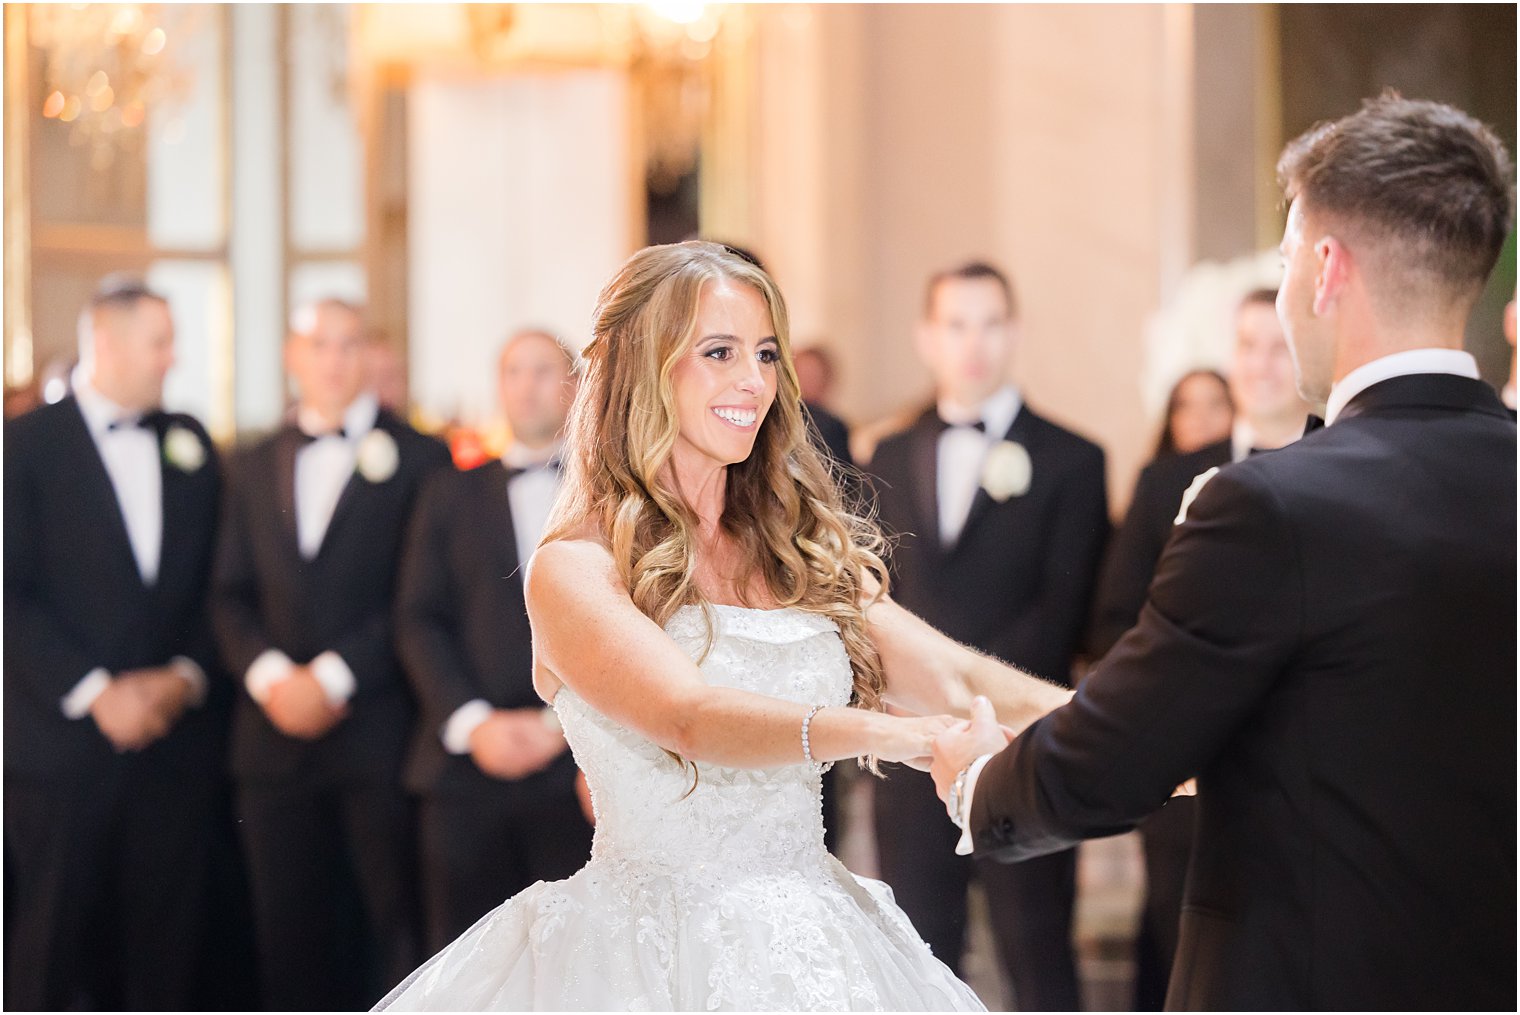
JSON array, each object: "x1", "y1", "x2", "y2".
[{"x1": 714, "y1": 408, "x2": 756, "y2": 427}]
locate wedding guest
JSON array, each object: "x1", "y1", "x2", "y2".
[
  {"x1": 5, "y1": 277, "x2": 227, "y2": 1009},
  {"x1": 365, "y1": 329, "x2": 410, "y2": 415},
  {"x1": 397, "y1": 328, "x2": 592, "y2": 951},
  {"x1": 794, "y1": 345, "x2": 836, "y2": 407},
  {"x1": 1152, "y1": 368, "x2": 1233, "y2": 459},
  {"x1": 212, "y1": 297, "x2": 451, "y2": 1010},
  {"x1": 933, "y1": 94, "x2": 1516, "y2": 1011},
  {"x1": 796, "y1": 345, "x2": 855, "y2": 472},
  {"x1": 1090, "y1": 288, "x2": 1308, "y2": 1007},
  {"x1": 868, "y1": 261, "x2": 1108, "y2": 1009}
]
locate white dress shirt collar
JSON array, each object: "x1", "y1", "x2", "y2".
[
  {"x1": 937, "y1": 384, "x2": 1022, "y2": 440},
  {"x1": 1229, "y1": 420, "x2": 1258, "y2": 464},
  {"x1": 1324, "y1": 348, "x2": 1479, "y2": 426},
  {"x1": 502, "y1": 438, "x2": 564, "y2": 472},
  {"x1": 72, "y1": 365, "x2": 138, "y2": 438},
  {"x1": 296, "y1": 390, "x2": 380, "y2": 440}
]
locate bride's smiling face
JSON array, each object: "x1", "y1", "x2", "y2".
[{"x1": 669, "y1": 280, "x2": 780, "y2": 471}]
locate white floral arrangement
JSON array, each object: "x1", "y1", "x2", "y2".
[
  {"x1": 356, "y1": 429, "x2": 400, "y2": 483},
  {"x1": 981, "y1": 440, "x2": 1032, "y2": 502},
  {"x1": 162, "y1": 424, "x2": 206, "y2": 473}
]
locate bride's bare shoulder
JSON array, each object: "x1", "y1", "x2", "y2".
[{"x1": 525, "y1": 530, "x2": 619, "y2": 607}]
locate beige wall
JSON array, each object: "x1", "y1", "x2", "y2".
[{"x1": 753, "y1": 4, "x2": 1204, "y2": 514}]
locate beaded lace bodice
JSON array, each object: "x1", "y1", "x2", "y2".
[
  {"x1": 378, "y1": 603, "x2": 987, "y2": 1012},
  {"x1": 553, "y1": 604, "x2": 854, "y2": 880}
]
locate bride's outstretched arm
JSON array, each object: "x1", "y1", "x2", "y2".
[
  {"x1": 526, "y1": 539, "x2": 955, "y2": 770},
  {"x1": 866, "y1": 592, "x2": 1073, "y2": 735}
]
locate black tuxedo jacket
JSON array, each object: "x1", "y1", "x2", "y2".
[
  {"x1": 4, "y1": 397, "x2": 225, "y2": 776},
  {"x1": 1088, "y1": 439, "x2": 1232, "y2": 659},
  {"x1": 212, "y1": 410, "x2": 452, "y2": 782},
  {"x1": 969, "y1": 375, "x2": 1516, "y2": 1010},
  {"x1": 870, "y1": 404, "x2": 1109, "y2": 683},
  {"x1": 395, "y1": 460, "x2": 577, "y2": 799}
]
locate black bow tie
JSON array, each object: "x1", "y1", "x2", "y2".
[
  {"x1": 934, "y1": 414, "x2": 986, "y2": 434},
  {"x1": 297, "y1": 425, "x2": 349, "y2": 444},
  {"x1": 108, "y1": 410, "x2": 167, "y2": 433},
  {"x1": 506, "y1": 459, "x2": 561, "y2": 481}
]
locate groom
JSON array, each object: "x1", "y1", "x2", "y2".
[{"x1": 931, "y1": 95, "x2": 1516, "y2": 1010}]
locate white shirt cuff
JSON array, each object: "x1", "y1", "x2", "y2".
[
  {"x1": 245, "y1": 649, "x2": 296, "y2": 705},
  {"x1": 309, "y1": 651, "x2": 357, "y2": 706},
  {"x1": 61, "y1": 667, "x2": 112, "y2": 720},
  {"x1": 954, "y1": 753, "x2": 996, "y2": 856},
  {"x1": 308, "y1": 650, "x2": 355, "y2": 705},
  {"x1": 169, "y1": 656, "x2": 209, "y2": 709},
  {"x1": 441, "y1": 699, "x2": 494, "y2": 755}
]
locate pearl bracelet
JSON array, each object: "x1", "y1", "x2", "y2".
[{"x1": 801, "y1": 704, "x2": 832, "y2": 774}]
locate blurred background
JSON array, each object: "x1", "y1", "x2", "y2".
[
  {"x1": 5, "y1": 3, "x2": 1514, "y2": 504},
  {"x1": 3, "y1": 4, "x2": 1516, "y2": 1008}
]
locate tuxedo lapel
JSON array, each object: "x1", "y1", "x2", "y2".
[
  {"x1": 274, "y1": 427, "x2": 303, "y2": 555},
  {"x1": 480, "y1": 462, "x2": 524, "y2": 581},
  {"x1": 155, "y1": 428, "x2": 192, "y2": 593},
  {"x1": 906, "y1": 410, "x2": 942, "y2": 557},
  {"x1": 316, "y1": 411, "x2": 400, "y2": 563},
  {"x1": 950, "y1": 405, "x2": 1032, "y2": 555},
  {"x1": 317, "y1": 467, "x2": 365, "y2": 563},
  {"x1": 61, "y1": 398, "x2": 147, "y2": 588}
]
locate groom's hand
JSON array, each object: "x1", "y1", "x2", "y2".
[{"x1": 930, "y1": 695, "x2": 1012, "y2": 804}]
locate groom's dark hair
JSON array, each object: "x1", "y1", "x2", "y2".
[{"x1": 1277, "y1": 92, "x2": 1514, "y2": 302}]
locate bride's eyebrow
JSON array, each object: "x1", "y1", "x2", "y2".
[{"x1": 696, "y1": 334, "x2": 779, "y2": 346}]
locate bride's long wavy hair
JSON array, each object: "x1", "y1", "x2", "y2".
[{"x1": 542, "y1": 241, "x2": 890, "y2": 738}]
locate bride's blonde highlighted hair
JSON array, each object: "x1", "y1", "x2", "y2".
[{"x1": 543, "y1": 241, "x2": 890, "y2": 728}]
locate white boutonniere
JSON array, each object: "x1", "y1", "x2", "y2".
[
  {"x1": 356, "y1": 428, "x2": 399, "y2": 483},
  {"x1": 162, "y1": 424, "x2": 206, "y2": 473},
  {"x1": 1174, "y1": 466, "x2": 1220, "y2": 525},
  {"x1": 981, "y1": 440, "x2": 1032, "y2": 502}
]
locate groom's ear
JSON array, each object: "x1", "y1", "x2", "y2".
[{"x1": 1312, "y1": 235, "x2": 1352, "y2": 317}]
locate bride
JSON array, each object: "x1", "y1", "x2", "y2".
[{"x1": 375, "y1": 241, "x2": 1071, "y2": 1011}]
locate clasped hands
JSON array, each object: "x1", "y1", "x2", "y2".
[
  {"x1": 90, "y1": 666, "x2": 195, "y2": 752},
  {"x1": 928, "y1": 696, "x2": 1016, "y2": 805},
  {"x1": 264, "y1": 666, "x2": 348, "y2": 740},
  {"x1": 469, "y1": 709, "x2": 568, "y2": 781},
  {"x1": 927, "y1": 696, "x2": 1199, "y2": 820}
]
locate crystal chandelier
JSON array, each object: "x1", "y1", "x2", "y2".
[{"x1": 29, "y1": 4, "x2": 197, "y2": 170}]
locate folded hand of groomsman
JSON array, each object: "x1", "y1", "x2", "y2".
[
  {"x1": 263, "y1": 666, "x2": 348, "y2": 740},
  {"x1": 89, "y1": 666, "x2": 192, "y2": 752},
  {"x1": 469, "y1": 708, "x2": 568, "y2": 781}
]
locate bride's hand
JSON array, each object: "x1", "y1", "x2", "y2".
[{"x1": 876, "y1": 713, "x2": 963, "y2": 770}]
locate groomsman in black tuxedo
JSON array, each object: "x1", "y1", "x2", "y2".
[
  {"x1": 869, "y1": 262, "x2": 1108, "y2": 1009},
  {"x1": 213, "y1": 298, "x2": 451, "y2": 1009},
  {"x1": 4, "y1": 279, "x2": 226, "y2": 1009},
  {"x1": 397, "y1": 329, "x2": 593, "y2": 951},
  {"x1": 1088, "y1": 287, "x2": 1309, "y2": 1009},
  {"x1": 933, "y1": 96, "x2": 1516, "y2": 1010}
]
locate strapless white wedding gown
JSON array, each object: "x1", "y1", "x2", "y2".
[{"x1": 375, "y1": 604, "x2": 985, "y2": 1012}]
